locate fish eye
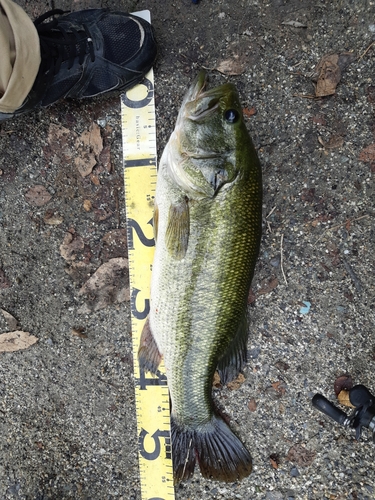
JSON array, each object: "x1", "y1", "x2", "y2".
[{"x1": 224, "y1": 109, "x2": 240, "y2": 124}]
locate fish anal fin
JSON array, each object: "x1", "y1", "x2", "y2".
[
  {"x1": 138, "y1": 317, "x2": 162, "y2": 375},
  {"x1": 171, "y1": 418, "x2": 196, "y2": 483},
  {"x1": 217, "y1": 312, "x2": 248, "y2": 385},
  {"x1": 165, "y1": 197, "x2": 189, "y2": 260},
  {"x1": 171, "y1": 414, "x2": 252, "y2": 484}
]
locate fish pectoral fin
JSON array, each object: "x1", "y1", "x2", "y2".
[
  {"x1": 165, "y1": 197, "x2": 190, "y2": 260},
  {"x1": 138, "y1": 317, "x2": 162, "y2": 375},
  {"x1": 217, "y1": 312, "x2": 248, "y2": 385},
  {"x1": 153, "y1": 202, "x2": 159, "y2": 243}
]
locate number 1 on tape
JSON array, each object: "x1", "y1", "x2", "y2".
[{"x1": 121, "y1": 13, "x2": 175, "y2": 499}]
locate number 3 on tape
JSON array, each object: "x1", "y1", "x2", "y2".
[{"x1": 121, "y1": 11, "x2": 174, "y2": 500}]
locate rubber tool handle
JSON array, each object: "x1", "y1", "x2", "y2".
[
  {"x1": 349, "y1": 385, "x2": 374, "y2": 407},
  {"x1": 312, "y1": 394, "x2": 348, "y2": 425}
]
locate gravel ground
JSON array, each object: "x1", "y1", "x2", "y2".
[{"x1": 1, "y1": 0, "x2": 375, "y2": 499}]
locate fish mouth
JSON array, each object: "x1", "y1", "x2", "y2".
[
  {"x1": 182, "y1": 70, "x2": 208, "y2": 103},
  {"x1": 185, "y1": 71, "x2": 219, "y2": 121},
  {"x1": 188, "y1": 98, "x2": 220, "y2": 122},
  {"x1": 183, "y1": 71, "x2": 238, "y2": 122}
]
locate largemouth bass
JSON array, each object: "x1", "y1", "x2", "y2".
[{"x1": 138, "y1": 71, "x2": 262, "y2": 483}]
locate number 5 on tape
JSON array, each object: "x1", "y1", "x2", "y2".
[{"x1": 121, "y1": 12, "x2": 174, "y2": 499}]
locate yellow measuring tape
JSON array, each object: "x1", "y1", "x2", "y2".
[{"x1": 121, "y1": 12, "x2": 175, "y2": 499}]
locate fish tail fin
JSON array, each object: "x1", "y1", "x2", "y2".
[{"x1": 171, "y1": 414, "x2": 252, "y2": 483}]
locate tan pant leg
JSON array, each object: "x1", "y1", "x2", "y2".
[{"x1": 0, "y1": 0, "x2": 40, "y2": 113}]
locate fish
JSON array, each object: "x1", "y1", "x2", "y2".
[{"x1": 138, "y1": 70, "x2": 262, "y2": 483}]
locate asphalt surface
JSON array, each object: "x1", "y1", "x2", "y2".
[{"x1": 1, "y1": 1, "x2": 375, "y2": 499}]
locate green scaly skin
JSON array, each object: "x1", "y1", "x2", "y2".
[{"x1": 142, "y1": 71, "x2": 262, "y2": 482}]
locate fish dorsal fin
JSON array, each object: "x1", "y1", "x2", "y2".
[
  {"x1": 217, "y1": 311, "x2": 248, "y2": 385},
  {"x1": 165, "y1": 197, "x2": 190, "y2": 260}
]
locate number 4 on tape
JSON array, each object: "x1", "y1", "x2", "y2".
[{"x1": 121, "y1": 10, "x2": 174, "y2": 500}]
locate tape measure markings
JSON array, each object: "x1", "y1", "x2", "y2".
[{"x1": 121, "y1": 38, "x2": 175, "y2": 499}]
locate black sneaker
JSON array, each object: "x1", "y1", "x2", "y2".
[{"x1": 0, "y1": 9, "x2": 157, "y2": 121}]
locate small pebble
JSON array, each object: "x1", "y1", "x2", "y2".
[
  {"x1": 290, "y1": 466, "x2": 300, "y2": 477},
  {"x1": 270, "y1": 255, "x2": 281, "y2": 267},
  {"x1": 299, "y1": 301, "x2": 311, "y2": 314},
  {"x1": 97, "y1": 118, "x2": 107, "y2": 128},
  {"x1": 248, "y1": 347, "x2": 261, "y2": 359},
  {"x1": 265, "y1": 492, "x2": 283, "y2": 500},
  {"x1": 336, "y1": 305, "x2": 347, "y2": 313}
]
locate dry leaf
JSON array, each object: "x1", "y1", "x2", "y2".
[
  {"x1": 100, "y1": 229, "x2": 128, "y2": 260},
  {"x1": 47, "y1": 123, "x2": 74, "y2": 147},
  {"x1": 275, "y1": 360, "x2": 290, "y2": 372},
  {"x1": 0, "y1": 331, "x2": 38, "y2": 352},
  {"x1": 287, "y1": 444, "x2": 316, "y2": 467},
  {"x1": 314, "y1": 54, "x2": 341, "y2": 96},
  {"x1": 367, "y1": 85, "x2": 375, "y2": 104},
  {"x1": 271, "y1": 380, "x2": 287, "y2": 396},
  {"x1": 300, "y1": 187, "x2": 316, "y2": 202},
  {"x1": 83, "y1": 200, "x2": 92, "y2": 212},
  {"x1": 266, "y1": 380, "x2": 287, "y2": 400},
  {"x1": 82, "y1": 122, "x2": 103, "y2": 156},
  {"x1": 99, "y1": 145, "x2": 112, "y2": 173},
  {"x1": 257, "y1": 276, "x2": 279, "y2": 295},
  {"x1": 282, "y1": 20, "x2": 307, "y2": 28},
  {"x1": 312, "y1": 114, "x2": 327, "y2": 126},
  {"x1": 269, "y1": 454, "x2": 280, "y2": 469},
  {"x1": 45, "y1": 124, "x2": 77, "y2": 167},
  {"x1": 215, "y1": 57, "x2": 246, "y2": 75},
  {"x1": 74, "y1": 122, "x2": 103, "y2": 177},
  {"x1": 43, "y1": 210, "x2": 63, "y2": 225},
  {"x1": 213, "y1": 371, "x2": 221, "y2": 388},
  {"x1": 243, "y1": 107, "x2": 257, "y2": 118},
  {"x1": 59, "y1": 231, "x2": 85, "y2": 261},
  {"x1": 1, "y1": 309, "x2": 18, "y2": 330},
  {"x1": 72, "y1": 327, "x2": 88, "y2": 339},
  {"x1": 319, "y1": 135, "x2": 345, "y2": 149},
  {"x1": 247, "y1": 287, "x2": 256, "y2": 305},
  {"x1": 91, "y1": 185, "x2": 116, "y2": 221},
  {"x1": 65, "y1": 261, "x2": 95, "y2": 287},
  {"x1": 226, "y1": 373, "x2": 245, "y2": 390},
  {"x1": 24, "y1": 185, "x2": 52, "y2": 206},
  {"x1": 337, "y1": 389, "x2": 355, "y2": 408},
  {"x1": 75, "y1": 154, "x2": 96, "y2": 178},
  {"x1": 270, "y1": 458, "x2": 278, "y2": 469},
  {"x1": 359, "y1": 143, "x2": 375, "y2": 162},
  {"x1": 313, "y1": 52, "x2": 355, "y2": 97},
  {"x1": 248, "y1": 398, "x2": 257, "y2": 412},
  {"x1": 90, "y1": 173, "x2": 101, "y2": 186},
  {"x1": 0, "y1": 269, "x2": 10, "y2": 289},
  {"x1": 78, "y1": 257, "x2": 130, "y2": 312}
]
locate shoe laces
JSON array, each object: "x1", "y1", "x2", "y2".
[{"x1": 34, "y1": 9, "x2": 95, "y2": 76}]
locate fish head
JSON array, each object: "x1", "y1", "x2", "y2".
[{"x1": 167, "y1": 71, "x2": 251, "y2": 198}]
